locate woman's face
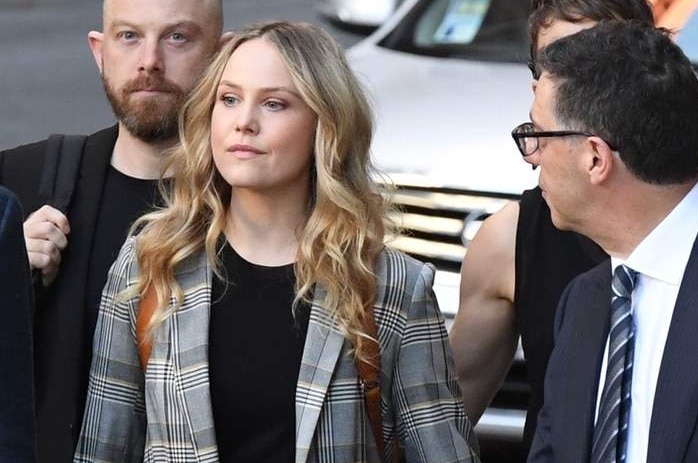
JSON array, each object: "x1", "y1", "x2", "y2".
[{"x1": 210, "y1": 38, "x2": 316, "y2": 195}]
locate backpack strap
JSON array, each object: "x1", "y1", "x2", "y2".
[
  {"x1": 39, "y1": 134, "x2": 88, "y2": 214},
  {"x1": 32, "y1": 134, "x2": 87, "y2": 289}
]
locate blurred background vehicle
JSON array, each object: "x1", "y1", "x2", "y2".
[
  {"x1": 348, "y1": 0, "x2": 536, "y2": 459},
  {"x1": 316, "y1": 0, "x2": 405, "y2": 28}
]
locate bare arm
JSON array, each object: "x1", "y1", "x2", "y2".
[{"x1": 449, "y1": 202, "x2": 520, "y2": 424}]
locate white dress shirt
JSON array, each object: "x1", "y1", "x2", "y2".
[{"x1": 594, "y1": 181, "x2": 698, "y2": 463}]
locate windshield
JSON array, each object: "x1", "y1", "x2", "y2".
[{"x1": 378, "y1": 0, "x2": 530, "y2": 62}]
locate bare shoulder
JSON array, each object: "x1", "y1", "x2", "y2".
[
  {"x1": 471, "y1": 202, "x2": 519, "y2": 256},
  {"x1": 459, "y1": 201, "x2": 519, "y2": 301}
]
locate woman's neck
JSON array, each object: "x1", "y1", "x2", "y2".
[{"x1": 224, "y1": 186, "x2": 310, "y2": 266}]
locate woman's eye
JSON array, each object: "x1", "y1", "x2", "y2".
[
  {"x1": 221, "y1": 95, "x2": 238, "y2": 107},
  {"x1": 265, "y1": 100, "x2": 286, "y2": 111}
]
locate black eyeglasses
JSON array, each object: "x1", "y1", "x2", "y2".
[
  {"x1": 527, "y1": 59, "x2": 540, "y2": 80},
  {"x1": 511, "y1": 122, "x2": 599, "y2": 157}
]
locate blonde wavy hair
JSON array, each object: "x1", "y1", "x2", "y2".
[{"x1": 132, "y1": 21, "x2": 389, "y2": 360}]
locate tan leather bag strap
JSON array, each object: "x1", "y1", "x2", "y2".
[
  {"x1": 355, "y1": 303, "x2": 386, "y2": 458},
  {"x1": 136, "y1": 286, "x2": 157, "y2": 370}
]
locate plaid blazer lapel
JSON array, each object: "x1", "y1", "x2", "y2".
[
  {"x1": 295, "y1": 287, "x2": 346, "y2": 463},
  {"x1": 156, "y1": 250, "x2": 219, "y2": 461}
]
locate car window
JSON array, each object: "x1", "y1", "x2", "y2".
[
  {"x1": 425, "y1": 0, "x2": 491, "y2": 45},
  {"x1": 378, "y1": 0, "x2": 530, "y2": 62}
]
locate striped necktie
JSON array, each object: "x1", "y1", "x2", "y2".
[{"x1": 591, "y1": 264, "x2": 638, "y2": 463}]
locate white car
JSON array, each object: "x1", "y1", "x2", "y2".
[
  {"x1": 348, "y1": 0, "x2": 536, "y2": 451},
  {"x1": 316, "y1": 0, "x2": 404, "y2": 28}
]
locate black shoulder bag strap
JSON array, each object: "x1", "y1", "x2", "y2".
[
  {"x1": 32, "y1": 134, "x2": 87, "y2": 290},
  {"x1": 38, "y1": 134, "x2": 88, "y2": 215}
]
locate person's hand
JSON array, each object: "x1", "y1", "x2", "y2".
[{"x1": 23, "y1": 205, "x2": 70, "y2": 287}]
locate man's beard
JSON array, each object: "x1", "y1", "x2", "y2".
[{"x1": 103, "y1": 73, "x2": 186, "y2": 143}]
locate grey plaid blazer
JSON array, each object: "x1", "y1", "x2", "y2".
[{"x1": 74, "y1": 237, "x2": 479, "y2": 463}]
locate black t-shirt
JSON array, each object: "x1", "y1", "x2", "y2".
[
  {"x1": 209, "y1": 241, "x2": 309, "y2": 463},
  {"x1": 84, "y1": 165, "x2": 161, "y2": 366}
]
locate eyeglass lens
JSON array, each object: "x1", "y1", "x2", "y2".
[{"x1": 515, "y1": 123, "x2": 537, "y2": 156}]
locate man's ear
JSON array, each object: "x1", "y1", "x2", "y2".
[
  {"x1": 219, "y1": 31, "x2": 235, "y2": 49},
  {"x1": 87, "y1": 31, "x2": 105, "y2": 75},
  {"x1": 586, "y1": 136, "x2": 616, "y2": 186}
]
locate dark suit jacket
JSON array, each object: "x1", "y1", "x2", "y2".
[
  {"x1": 529, "y1": 234, "x2": 698, "y2": 463},
  {"x1": 0, "y1": 126, "x2": 118, "y2": 463},
  {"x1": 0, "y1": 186, "x2": 37, "y2": 463}
]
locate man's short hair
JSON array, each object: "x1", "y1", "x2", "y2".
[
  {"x1": 538, "y1": 20, "x2": 698, "y2": 185},
  {"x1": 529, "y1": 0, "x2": 654, "y2": 53}
]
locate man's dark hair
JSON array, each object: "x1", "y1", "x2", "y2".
[
  {"x1": 538, "y1": 20, "x2": 698, "y2": 185},
  {"x1": 529, "y1": 0, "x2": 654, "y2": 56}
]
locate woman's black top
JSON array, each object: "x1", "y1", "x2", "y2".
[
  {"x1": 514, "y1": 186, "x2": 607, "y2": 450},
  {"x1": 209, "y1": 241, "x2": 309, "y2": 463}
]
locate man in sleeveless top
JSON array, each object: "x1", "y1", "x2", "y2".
[
  {"x1": 0, "y1": 2, "x2": 231, "y2": 462},
  {"x1": 449, "y1": 0, "x2": 654, "y2": 453}
]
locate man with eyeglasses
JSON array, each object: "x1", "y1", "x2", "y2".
[
  {"x1": 511, "y1": 122, "x2": 614, "y2": 155},
  {"x1": 450, "y1": 0, "x2": 653, "y2": 454},
  {"x1": 526, "y1": 20, "x2": 698, "y2": 462}
]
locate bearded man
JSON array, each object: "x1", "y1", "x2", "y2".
[{"x1": 0, "y1": 1, "x2": 231, "y2": 462}]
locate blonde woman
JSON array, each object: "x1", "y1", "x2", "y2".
[{"x1": 74, "y1": 21, "x2": 478, "y2": 463}]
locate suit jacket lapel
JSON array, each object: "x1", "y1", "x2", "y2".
[
  {"x1": 647, "y1": 234, "x2": 698, "y2": 463},
  {"x1": 559, "y1": 261, "x2": 612, "y2": 462},
  {"x1": 295, "y1": 287, "x2": 346, "y2": 463}
]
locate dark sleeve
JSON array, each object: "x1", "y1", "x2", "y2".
[
  {"x1": 0, "y1": 141, "x2": 52, "y2": 297},
  {"x1": 0, "y1": 186, "x2": 37, "y2": 463},
  {"x1": 525, "y1": 278, "x2": 575, "y2": 463},
  {"x1": 0, "y1": 140, "x2": 49, "y2": 219}
]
